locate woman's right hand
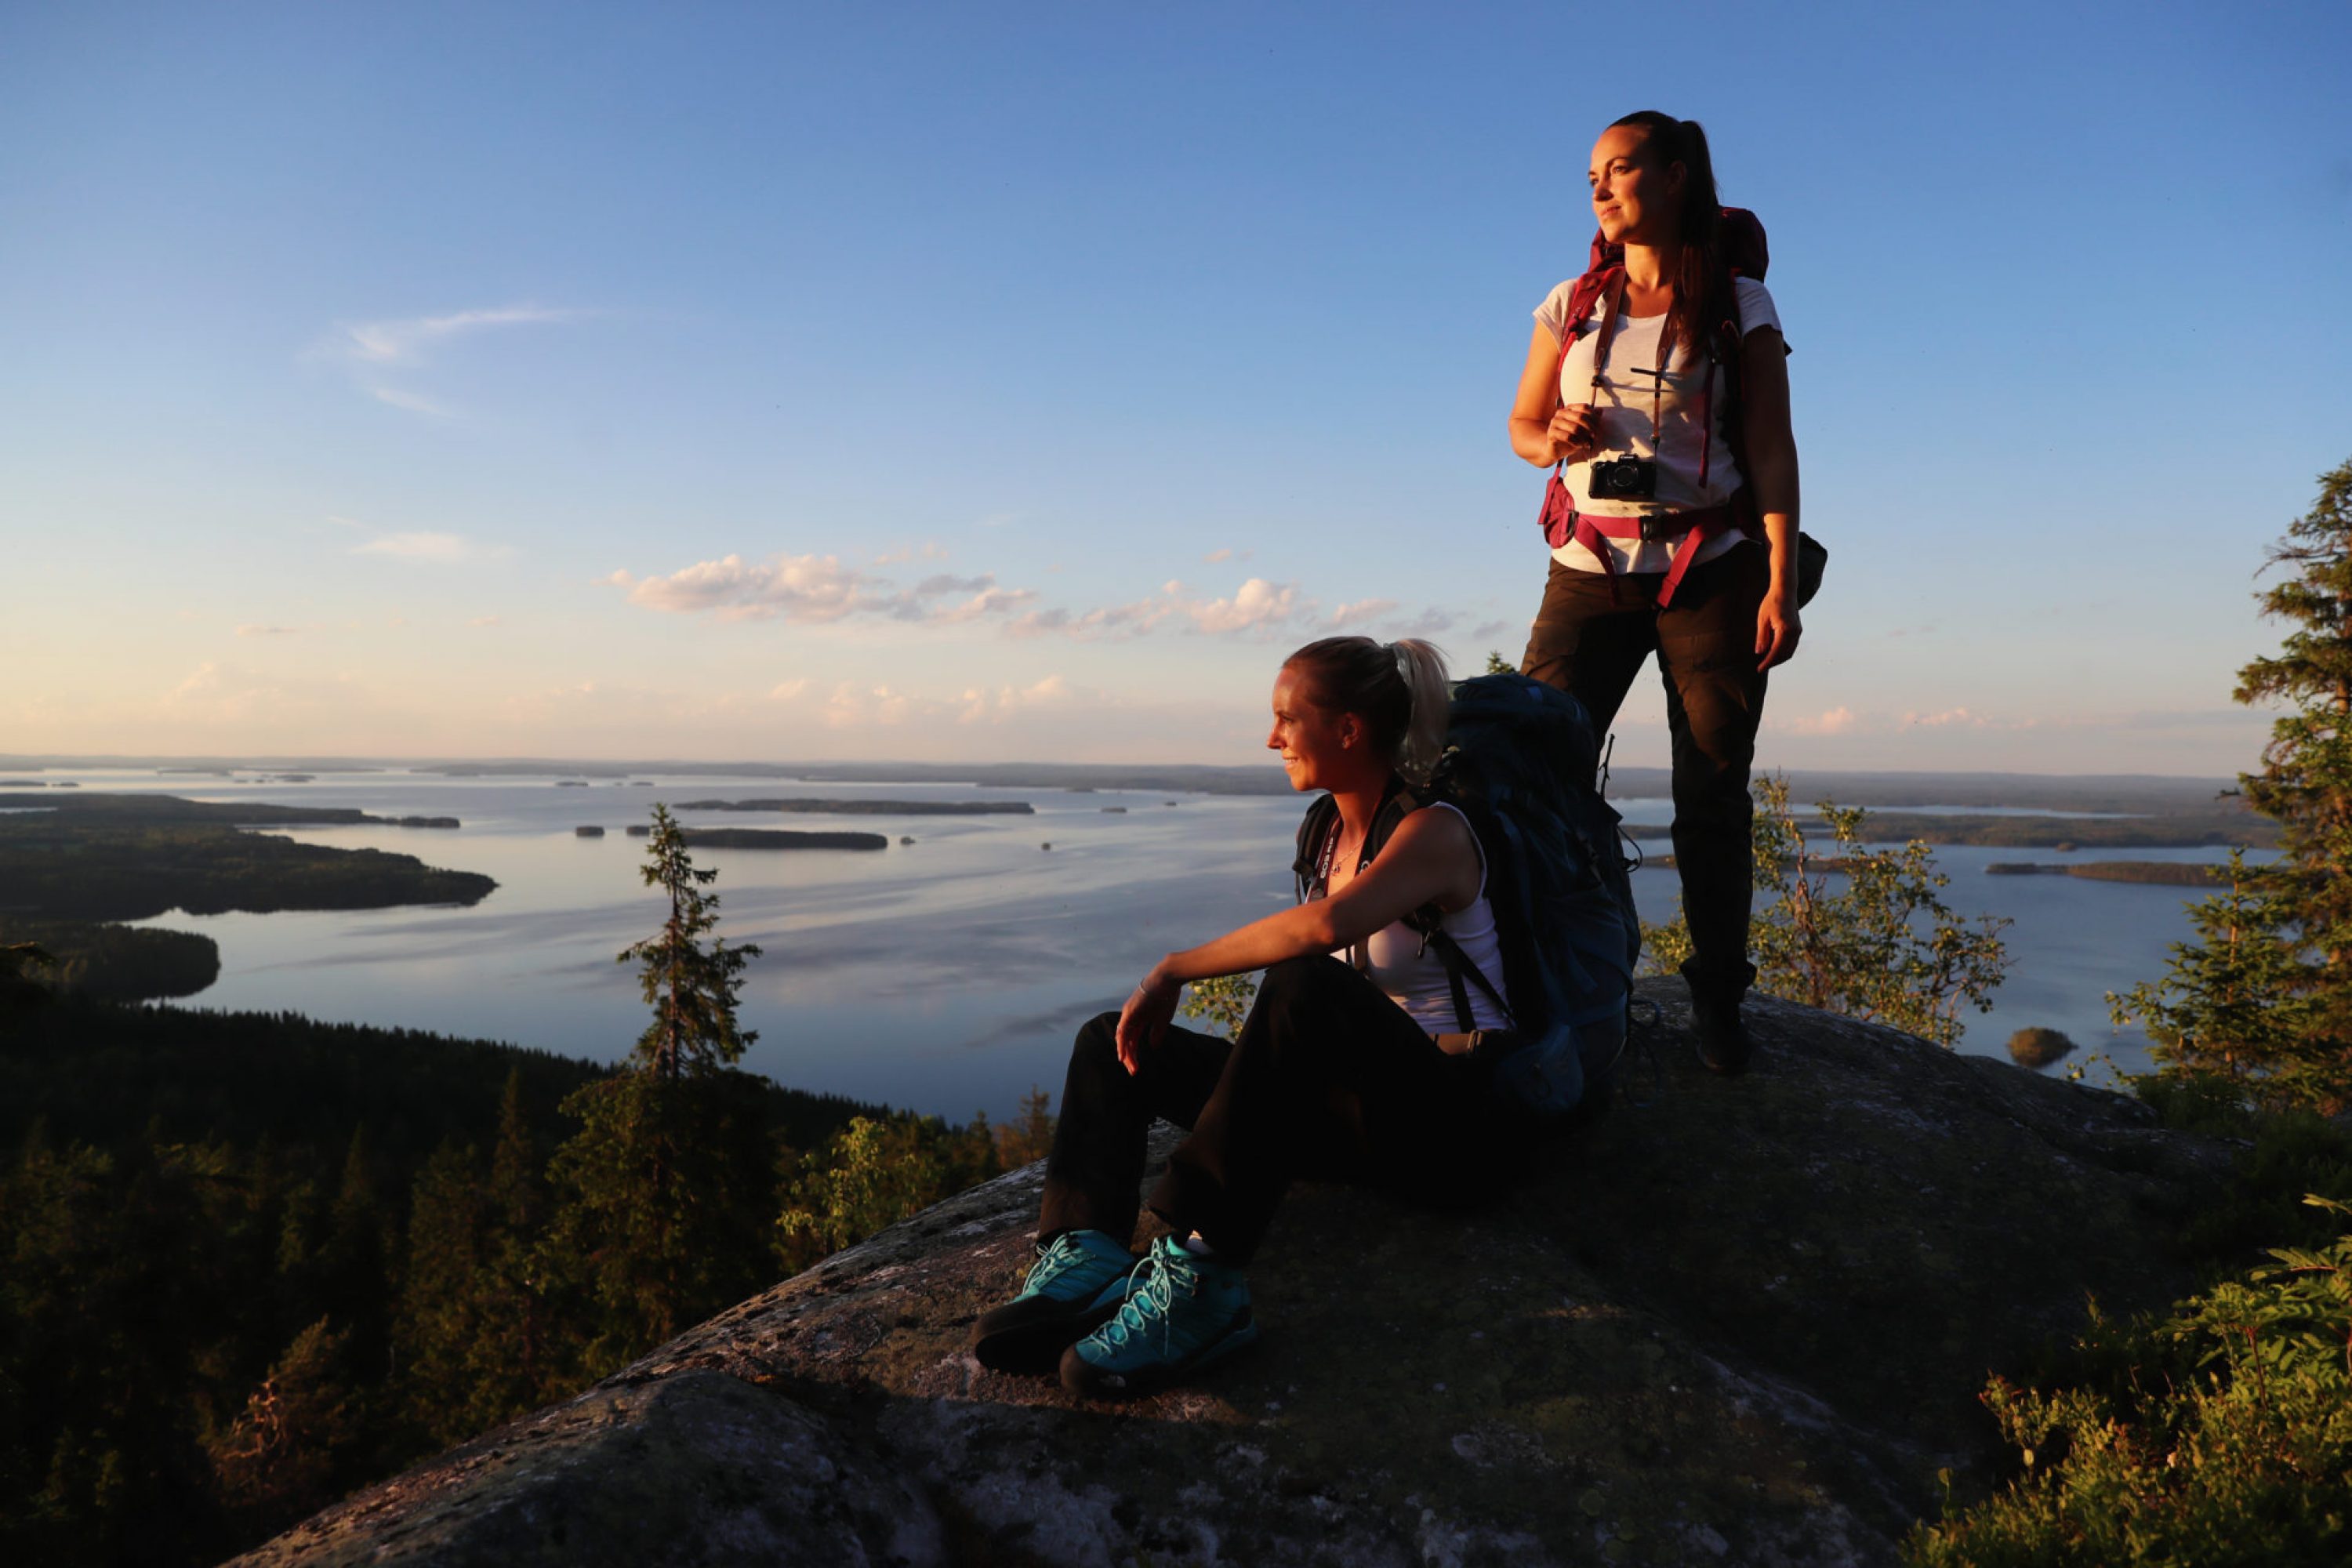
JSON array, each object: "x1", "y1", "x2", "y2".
[
  {"x1": 1115, "y1": 971, "x2": 1179, "y2": 1075},
  {"x1": 1545, "y1": 403, "x2": 1601, "y2": 465}
]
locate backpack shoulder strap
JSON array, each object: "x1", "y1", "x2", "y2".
[
  {"x1": 1292, "y1": 793, "x2": 1341, "y2": 903},
  {"x1": 1552, "y1": 264, "x2": 1623, "y2": 385}
]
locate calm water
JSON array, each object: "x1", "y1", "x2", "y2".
[{"x1": 16, "y1": 768, "x2": 2234, "y2": 1120}]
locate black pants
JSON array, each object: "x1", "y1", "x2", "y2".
[
  {"x1": 1038, "y1": 956, "x2": 1518, "y2": 1265},
  {"x1": 1521, "y1": 542, "x2": 1769, "y2": 996}
]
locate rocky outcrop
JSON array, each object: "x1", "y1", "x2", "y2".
[{"x1": 231, "y1": 983, "x2": 2233, "y2": 1567}]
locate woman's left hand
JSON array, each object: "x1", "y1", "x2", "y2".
[
  {"x1": 1755, "y1": 589, "x2": 1802, "y2": 671},
  {"x1": 1115, "y1": 971, "x2": 1180, "y2": 1075}
]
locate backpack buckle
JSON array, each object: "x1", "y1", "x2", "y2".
[{"x1": 1635, "y1": 512, "x2": 1675, "y2": 544}]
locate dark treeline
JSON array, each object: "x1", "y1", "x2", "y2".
[
  {"x1": 0, "y1": 822, "x2": 496, "y2": 921},
  {"x1": 0, "y1": 996, "x2": 1053, "y2": 1567},
  {"x1": 0, "y1": 919, "x2": 220, "y2": 1000}
]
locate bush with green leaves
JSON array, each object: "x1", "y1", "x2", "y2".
[
  {"x1": 1179, "y1": 973, "x2": 1259, "y2": 1041},
  {"x1": 1907, "y1": 1196, "x2": 2352, "y2": 1568},
  {"x1": 1644, "y1": 775, "x2": 2011, "y2": 1047},
  {"x1": 774, "y1": 1113, "x2": 1000, "y2": 1271}
]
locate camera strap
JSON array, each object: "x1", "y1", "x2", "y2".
[{"x1": 1589, "y1": 273, "x2": 1667, "y2": 457}]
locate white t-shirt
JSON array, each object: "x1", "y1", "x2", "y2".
[{"x1": 1533, "y1": 275, "x2": 1783, "y2": 575}]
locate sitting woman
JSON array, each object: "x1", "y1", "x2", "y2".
[{"x1": 972, "y1": 636, "x2": 1533, "y2": 1399}]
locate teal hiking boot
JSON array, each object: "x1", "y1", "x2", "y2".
[
  {"x1": 971, "y1": 1229, "x2": 1138, "y2": 1374},
  {"x1": 1060, "y1": 1236, "x2": 1258, "y2": 1399}
]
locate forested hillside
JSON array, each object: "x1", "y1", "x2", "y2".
[{"x1": 0, "y1": 996, "x2": 1043, "y2": 1566}]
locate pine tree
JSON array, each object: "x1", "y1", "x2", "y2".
[
  {"x1": 207, "y1": 1317, "x2": 361, "y2": 1535},
  {"x1": 2115, "y1": 459, "x2": 2352, "y2": 1111}
]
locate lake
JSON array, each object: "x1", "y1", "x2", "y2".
[{"x1": 34, "y1": 767, "x2": 2229, "y2": 1120}]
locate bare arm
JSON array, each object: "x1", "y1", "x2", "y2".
[
  {"x1": 1740, "y1": 325, "x2": 1802, "y2": 670},
  {"x1": 1508, "y1": 321, "x2": 1600, "y2": 468},
  {"x1": 1114, "y1": 808, "x2": 1480, "y2": 1067}
]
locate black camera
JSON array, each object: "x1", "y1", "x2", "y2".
[{"x1": 1588, "y1": 456, "x2": 1657, "y2": 502}]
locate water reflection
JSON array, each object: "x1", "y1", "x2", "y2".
[{"x1": 54, "y1": 766, "x2": 2227, "y2": 1117}]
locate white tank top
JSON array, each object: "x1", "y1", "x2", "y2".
[{"x1": 1319, "y1": 801, "x2": 1512, "y2": 1034}]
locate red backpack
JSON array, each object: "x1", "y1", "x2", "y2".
[{"x1": 1536, "y1": 208, "x2": 1777, "y2": 608}]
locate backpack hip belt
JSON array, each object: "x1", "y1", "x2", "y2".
[{"x1": 1555, "y1": 492, "x2": 1758, "y2": 610}]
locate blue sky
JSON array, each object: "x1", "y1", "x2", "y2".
[{"x1": 4, "y1": 1, "x2": 2347, "y2": 772}]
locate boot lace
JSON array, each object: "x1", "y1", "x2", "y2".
[{"x1": 1100, "y1": 1247, "x2": 1195, "y2": 1354}]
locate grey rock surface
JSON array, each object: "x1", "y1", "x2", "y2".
[{"x1": 234, "y1": 982, "x2": 2231, "y2": 1566}]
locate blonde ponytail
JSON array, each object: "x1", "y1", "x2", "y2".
[{"x1": 1388, "y1": 638, "x2": 1451, "y2": 786}]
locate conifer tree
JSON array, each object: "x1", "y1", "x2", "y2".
[
  {"x1": 2114, "y1": 459, "x2": 2352, "y2": 1110},
  {"x1": 2110, "y1": 854, "x2": 2324, "y2": 1093},
  {"x1": 617, "y1": 804, "x2": 761, "y2": 1081},
  {"x1": 471, "y1": 1069, "x2": 570, "y2": 1422},
  {"x1": 545, "y1": 808, "x2": 775, "y2": 1364},
  {"x1": 392, "y1": 1142, "x2": 484, "y2": 1444}
]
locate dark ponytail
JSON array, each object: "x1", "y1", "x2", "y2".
[{"x1": 1609, "y1": 111, "x2": 1724, "y2": 358}]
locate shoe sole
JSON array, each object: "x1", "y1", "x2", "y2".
[
  {"x1": 1058, "y1": 1311, "x2": 1260, "y2": 1400},
  {"x1": 970, "y1": 1286, "x2": 1131, "y2": 1376}
]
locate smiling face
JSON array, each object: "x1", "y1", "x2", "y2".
[
  {"x1": 1266, "y1": 663, "x2": 1360, "y2": 794},
  {"x1": 1588, "y1": 123, "x2": 1684, "y2": 247}
]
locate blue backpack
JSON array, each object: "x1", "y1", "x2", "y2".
[{"x1": 1290, "y1": 673, "x2": 1641, "y2": 1123}]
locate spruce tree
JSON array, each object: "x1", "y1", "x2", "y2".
[
  {"x1": 617, "y1": 804, "x2": 760, "y2": 1080},
  {"x1": 2115, "y1": 459, "x2": 2352, "y2": 1111},
  {"x1": 546, "y1": 808, "x2": 774, "y2": 1364},
  {"x1": 2236, "y1": 459, "x2": 2352, "y2": 1047},
  {"x1": 393, "y1": 1142, "x2": 484, "y2": 1446}
]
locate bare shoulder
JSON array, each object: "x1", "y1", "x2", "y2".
[{"x1": 1388, "y1": 800, "x2": 1478, "y2": 862}]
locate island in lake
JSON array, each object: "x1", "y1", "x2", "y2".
[
  {"x1": 1984, "y1": 860, "x2": 2229, "y2": 885},
  {"x1": 675, "y1": 797, "x2": 1033, "y2": 816},
  {"x1": 0, "y1": 793, "x2": 497, "y2": 1002},
  {"x1": 674, "y1": 828, "x2": 888, "y2": 851}
]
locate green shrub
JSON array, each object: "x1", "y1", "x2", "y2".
[{"x1": 1909, "y1": 1198, "x2": 2352, "y2": 1567}]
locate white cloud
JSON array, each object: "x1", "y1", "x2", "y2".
[
  {"x1": 609, "y1": 553, "x2": 1044, "y2": 627},
  {"x1": 333, "y1": 306, "x2": 575, "y2": 366},
  {"x1": 1788, "y1": 706, "x2": 1859, "y2": 736},
  {"x1": 873, "y1": 542, "x2": 949, "y2": 566},
  {"x1": 1189, "y1": 578, "x2": 1301, "y2": 634},
  {"x1": 1904, "y1": 706, "x2": 1987, "y2": 728},
  {"x1": 236, "y1": 624, "x2": 302, "y2": 637},
  {"x1": 469, "y1": 615, "x2": 501, "y2": 627},
  {"x1": 912, "y1": 572, "x2": 996, "y2": 597},
  {"x1": 924, "y1": 584, "x2": 1041, "y2": 624},
  {"x1": 1327, "y1": 598, "x2": 1399, "y2": 628},
  {"x1": 956, "y1": 674, "x2": 1074, "y2": 724},
  {"x1": 608, "y1": 553, "x2": 869, "y2": 622},
  {"x1": 353, "y1": 531, "x2": 514, "y2": 564}
]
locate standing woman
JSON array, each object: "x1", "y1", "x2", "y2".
[{"x1": 1507, "y1": 111, "x2": 1802, "y2": 1073}]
